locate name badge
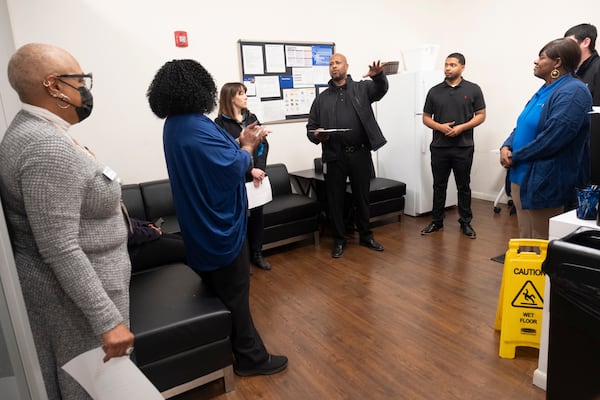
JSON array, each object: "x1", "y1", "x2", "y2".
[{"x1": 102, "y1": 166, "x2": 118, "y2": 181}]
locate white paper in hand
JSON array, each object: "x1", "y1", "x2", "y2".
[
  {"x1": 246, "y1": 176, "x2": 273, "y2": 209},
  {"x1": 62, "y1": 347, "x2": 163, "y2": 400}
]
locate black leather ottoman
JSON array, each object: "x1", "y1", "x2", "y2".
[
  {"x1": 366, "y1": 177, "x2": 406, "y2": 220},
  {"x1": 130, "y1": 263, "x2": 234, "y2": 397},
  {"x1": 346, "y1": 177, "x2": 406, "y2": 222}
]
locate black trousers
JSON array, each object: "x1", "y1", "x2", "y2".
[
  {"x1": 128, "y1": 233, "x2": 186, "y2": 271},
  {"x1": 430, "y1": 146, "x2": 474, "y2": 224},
  {"x1": 196, "y1": 240, "x2": 269, "y2": 369},
  {"x1": 247, "y1": 205, "x2": 265, "y2": 255},
  {"x1": 325, "y1": 149, "x2": 372, "y2": 243}
]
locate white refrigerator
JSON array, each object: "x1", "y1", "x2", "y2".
[{"x1": 376, "y1": 71, "x2": 457, "y2": 216}]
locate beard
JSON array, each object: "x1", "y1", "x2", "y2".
[{"x1": 331, "y1": 72, "x2": 345, "y2": 82}]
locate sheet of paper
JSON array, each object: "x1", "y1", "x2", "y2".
[
  {"x1": 242, "y1": 45, "x2": 265, "y2": 75},
  {"x1": 246, "y1": 176, "x2": 273, "y2": 209},
  {"x1": 291, "y1": 67, "x2": 314, "y2": 88},
  {"x1": 265, "y1": 44, "x2": 286, "y2": 73},
  {"x1": 255, "y1": 75, "x2": 281, "y2": 98},
  {"x1": 283, "y1": 88, "x2": 316, "y2": 115},
  {"x1": 259, "y1": 99, "x2": 286, "y2": 122},
  {"x1": 312, "y1": 65, "x2": 331, "y2": 85},
  {"x1": 285, "y1": 45, "x2": 312, "y2": 67},
  {"x1": 243, "y1": 77, "x2": 257, "y2": 96},
  {"x1": 62, "y1": 347, "x2": 163, "y2": 400},
  {"x1": 312, "y1": 45, "x2": 333, "y2": 66},
  {"x1": 590, "y1": 106, "x2": 600, "y2": 114}
]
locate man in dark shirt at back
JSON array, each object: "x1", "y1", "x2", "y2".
[{"x1": 565, "y1": 23, "x2": 600, "y2": 185}]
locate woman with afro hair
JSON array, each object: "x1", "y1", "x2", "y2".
[{"x1": 147, "y1": 59, "x2": 287, "y2": 376}]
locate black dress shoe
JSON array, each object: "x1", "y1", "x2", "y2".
[
  {"x1": 460, "y1": 223, "x2": 477, "y2": 239},
  {"x1": 332, "y1": 241, "x2": 345, "y2": 258},
  {"x1": 234, "y1": 354, "x2": 288, "y2": 376},
  {"x1": 359, "y1": 238, "x2": 384, "y2": 251},
  {"x1": 420, "y1": 222, "x2": 443, "y2": 235},
  {"x1": 252, "y1": 252, "x2": 271, "y2": 270}
]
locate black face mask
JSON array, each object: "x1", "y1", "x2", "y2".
[{"x1": 75, "y1": 86, "x2": 93, "y2": 122}]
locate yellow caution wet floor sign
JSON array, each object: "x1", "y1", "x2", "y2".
[{"x1": 494, "y1": 239, "x2": 548, "y2": 358}]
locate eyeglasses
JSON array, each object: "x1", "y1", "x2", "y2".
[{"x1": 56, "y1": 73, "x2": 93, "y2": 90}]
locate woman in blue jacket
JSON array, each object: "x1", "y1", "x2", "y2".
[
  {"x1": 146, "y1": 60, "x2": 287, "y2": 376},
  {"x1": 500, "y1": 38, "x2": 592, "y2": 239}
]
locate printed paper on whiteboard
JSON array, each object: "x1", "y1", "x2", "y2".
[{"x1": 62, "y1": 347, "x2": 163, "y2": 400}]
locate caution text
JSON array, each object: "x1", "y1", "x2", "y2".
[{"x1": 513, "y1": 268, "x2": 544, "y2": 276}]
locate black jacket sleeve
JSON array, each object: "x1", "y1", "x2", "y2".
[{"x1": 128, "y1": 218, "x2": 161, "y2": 247}]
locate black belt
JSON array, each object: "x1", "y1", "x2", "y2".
[{"x1": 344, "y1": 144, "x2": 368, "y2": 153}]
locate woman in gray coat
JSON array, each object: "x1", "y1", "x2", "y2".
[{"x1": 0, "y1": 43, "x2": 134, "y2": 399}]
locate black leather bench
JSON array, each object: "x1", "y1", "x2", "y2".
[
  {"x1": 130, "y1": 263, "x2": 233, "y2": 396},
  {"x1": 347, "y1": 176, "x2": 406, "y2": 223},
  {"x1": 311, "y1": 157, "x2": 406, "y2": 224},
  {"x1": 121, "y1": 182, "x2": 234, "y2": 397}
]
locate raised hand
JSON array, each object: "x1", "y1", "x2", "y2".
[{"x1": 363, "y1": 60, "x2": 385, "y2": 78}]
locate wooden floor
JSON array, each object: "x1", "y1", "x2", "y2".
[{"x1": 174, "y1": 199, "x2": 546, "y2": 400}]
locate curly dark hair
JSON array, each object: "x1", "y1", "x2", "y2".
[{"x1": 147, "y1": 59, "x2": 217, "y2": 119}]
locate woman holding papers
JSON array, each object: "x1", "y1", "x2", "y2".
[
  {"x1": 0, "y1": 43, "x2": 134, "y2": 399},
  {"x1": 216, "y1": 83, "x2": 271, "y2": 270},
  {"x1": 500, "y1": 38, "x2": 592, "y2": 238},
  {"x1": 147, "y1": 59, "x2": 287, "y2": 377}
]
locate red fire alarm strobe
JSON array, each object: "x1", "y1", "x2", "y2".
[{"x1": 174, "y1": 31, "x2": 188, "y2": 47}]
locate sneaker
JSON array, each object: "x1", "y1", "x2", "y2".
[
  {"x1": 460, "y1": 223, "x2": 477, "y2": 239},
  {"x1": 234, "y1": 354, "x2": 288, "y2": 376},
  {"x1": 420, "y1": 222, "x2": 443, "y2": 235}
]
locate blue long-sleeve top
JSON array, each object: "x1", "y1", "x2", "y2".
[
  {"x1": 508, "y1": 76, "x2": 564, "y2": 185},
  {"x1": 163, "y1": 114, "x2": 250, "y2": 271},
  {"x1": 502, "y1": 74, "x2": 592, "y2": 209}
]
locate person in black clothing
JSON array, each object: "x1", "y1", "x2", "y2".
[
  {"x1": 565, "y1": 23, "x2": 600, "y2": 186},
  {"x1": 420, "y1": 53, "x2": 486, "y2": 239},
  {"x1": 127, "y1": 218, "x2": 186, "y2": 270},
  {"x1": 215, "y1": 82, "x2": 271, "y2": 270},
  {"x1": 307, "y1": 53, "x2": 388, "y2": 259}
]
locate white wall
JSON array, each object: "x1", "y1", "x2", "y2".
[
  {"x1": 2, "y1": 0, "x2": 598, "y2": 201},
  {"x1": 0, "y1": 0, "x2": 18, "y2": 132}
]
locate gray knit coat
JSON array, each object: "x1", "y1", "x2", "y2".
[{"x1": 0, "y1": 110, "x2": 131, "y2": 400}]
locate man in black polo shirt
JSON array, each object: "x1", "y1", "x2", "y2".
[
  {"x1": 307, "y1": 53, "x2": 388, "y2": 258},
  {"x1": 420, "y1": 52, "x2": 486, "y2": 238}
]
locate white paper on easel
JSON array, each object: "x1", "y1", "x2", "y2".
[
  {"x1": 62, "y1": 347, "x2": 163, "y2": 400},
  {"x1": 246, "y1": 176, "x2": 273, "y2": 209}
]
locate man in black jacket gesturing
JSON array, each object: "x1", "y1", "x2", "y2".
[{"x1": 307, "y1": 53, "x2": 388, "y2": 258}]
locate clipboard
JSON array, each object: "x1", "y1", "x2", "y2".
[{"x1": 308, "y1": 128, "x2": 352, "y2": 133}]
